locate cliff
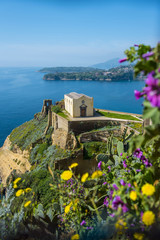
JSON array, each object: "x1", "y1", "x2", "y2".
[{"x1": 0, "y1": 136, "x2": 31, "y2": 187}]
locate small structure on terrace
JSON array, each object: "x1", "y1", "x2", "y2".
[
  {"x1": 41, "y1": 99, "x2": 52, "y2": 116},
  {"x1": 64, "y1": 92, "x2": 93, "y2": 117}
]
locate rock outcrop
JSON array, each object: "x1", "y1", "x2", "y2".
[
  {"x1": 52, "y1": 129, "x2": 77, "y2": 150},
  {"x1": 0, "y1": 136, "x2": 31, "y2": 187}
]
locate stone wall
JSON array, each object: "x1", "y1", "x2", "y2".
[
  {"x1": 68, "y1": 120, "x2": 121, "y2": 135},
  {"x1": 53, "y1": 112, "x2": 69, "y2": 132},
  {"x1": 78, "y1": 129, "x2": 121, "y2": 143},
  {"x1": 78, "y1": 124, "x2": 140, "y2": 144},
  {"x1": 52, "y1": 114, "x2": 140, "y2": 149},
  {"x1": 120, "y1": 123, "x2": 140, "y2": 135},
  {"x1": 52, "y1": 128, "x2": 77, "y2": 149},
  {"x1": 54, "y1": 148, "x2": 97, "y2": 175}
]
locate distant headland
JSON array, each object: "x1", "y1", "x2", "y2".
[{"x1": 39, "y1": 65, "x2": 144, "y2": 81}]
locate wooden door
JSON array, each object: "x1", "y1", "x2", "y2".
[{"x1": 80, "y1": 107, "x2": 86, "y2": 117}]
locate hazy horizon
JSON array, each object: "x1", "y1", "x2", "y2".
[{"x1": 0, "y1": 0, "x2": 159, "y2": 67}]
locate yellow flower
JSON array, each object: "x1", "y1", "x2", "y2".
[
  {"x1": 13, "y1": 177, "x2": 21, "y2": 184},
  {"x1": 69, "y1": 163, "x2": 78, "y2": 169},
  {"x1": 61, "y1": 170, "x2": 72, "y2": 181},
  {"x1": 134, "y1": 232, "x2": 144, "y2": 240},
  {"x1": 91, "y1": 170, "x2": 103, "y2": 179},
  {"x1": 129, "y1": 191, "x2": 137, "y2": 201},
  {"x1": 73, "y1": 199, "x2": 79, "y2": 211},
  {"x1": 65, "y1": 203, "x2": 72, "y2": 214},
  {"x1": 13, "y1": 184, "x2": 18, "y2": 189},
  {"x1": 25, "y1": 188, "x2": 32, "y2": 193},
  {"x1": 24, "y1": 200, "x2": 31, "y2": 208},
  {"x1": 115, "y1": 219, "x2": 127, "y2": 233},
  {"x1": 71, "y1": 234, "x2": 80, "y2": 240},
  {"x1": 134, "y1": 182, "x2": 137, "y2": 187},
  {"x1": 142, "y1": 211, "x2": 155, "y2": 226},
  {"x1": 141, "y1": 183, "x2": 155, "y2": 196},
  {"x1": 81, "y1": 172, "x2": 89, "y2": 182},
  {"x1": 16, "y1": 189, "x2": 24, "y2": 197}
]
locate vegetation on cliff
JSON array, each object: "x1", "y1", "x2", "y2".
[
  {"x1": 43, "y1": 65, "x2": 143, "y2": 81},
  {"x1": 10, "y1": 114, "x2": 48, "y2": 150}
]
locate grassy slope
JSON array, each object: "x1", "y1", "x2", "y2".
[
  {"x1": 10, "y1": 116, "x2": 48, "y2": 150},
  {"x1": 98, "y1": 111, "x2": 141, "y2": 121}
]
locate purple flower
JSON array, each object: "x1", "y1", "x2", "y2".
[
  {"x1": 112, "y1": 196, "x2": 128, "y2": 213},
  {"x1": 158, "y1": 68, "x2": 160, "y2": 73},
  {"x1": 133, "y1": 148, "x2": 143, "y2": 159},
  {"x1": 123, "y1": 160, "x2": 127, "y2": 168},
  {"x1": 120, "y1": 179, "x2": 126, "y2": 186},
  {"x1": 140, "y1": 156, "x2": 152, "y2": 167},
  {"x1": 103, "y1": 182, "x2": 107, "y2": 185},
  {"x1": 134, "y1": 90, "x2": 144, "y2": 100},
  {"x1": 104, "y1": 197, "x2": 109, "y2": 207},
  {"x1": 142, "y1": 51, "x2": 154, "y2": 59},
  {"x1": 120, "y1": 153, "x2": 123, "y2": 156},
  {"x1": 113, "y1": 184, "x2": 119, "y2": 190},
  {"x1": 136, "y1": 169, "x2": 141, "y2": 172},
  {"x1": 109, "y1": 190, "x2": 114, "y2": 200},
  {"x1": 122, "y1": 204, "x2": 128, "y2": 213},
  {"x1": 109, "y1": 213, "x2": 115, "y2": 218},
  {"x1": 119, "y1": 58, "x2": 127, "y2": 63},
  {"x1": 128, "y1": 183, "x2": 131, "y2": 188},
  {"x1": 143, "y1": 73, "x2": 160, "y2": 108},
  {"x1": 80, "y1": 220, "x2": 86, "y2": 226},
  {"x1": 87, "y1": 227, "x2": 93, "y2": 229},
  {"x1": 98, "y1": 161, "x2": 102, "y2": 170},
  {"x1": 134, "y1": 44, "x2": 139, "y2": 47}
]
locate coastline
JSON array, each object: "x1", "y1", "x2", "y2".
[{"x1": 43, "y1": 78, "x2": 143, "y2": 81}]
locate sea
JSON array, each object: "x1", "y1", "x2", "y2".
[{"x1": 0, "y1": 67, "x2": 144, "y2": 147}]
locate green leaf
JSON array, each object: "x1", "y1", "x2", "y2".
[
  {"x1": 53, "y1": 202, "x2": 60, "y2": 212},
  {"x1": 143, "y1": 105, "x2": 157, "y2": 120},
  {"x1": 47, "y1": 208, "x2": 54, "y2": 221},
  {"x1": 128, "y1": 135, "x2": 144, "y2": 154},
  {"x1": 117, "y1": 141, "x2": 124, "y2": 156}
]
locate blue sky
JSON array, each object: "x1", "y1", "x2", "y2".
[{"x1": 0, "y1": 0, "x2": 159, "y2": 67}]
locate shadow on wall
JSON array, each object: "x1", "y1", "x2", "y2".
[{"x1": 54, "y1": 149, "x2": 97, "y2": 175}]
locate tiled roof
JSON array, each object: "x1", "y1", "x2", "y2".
[{"x1": 65, "y1": 92, "x2": 92, "y2": 99}]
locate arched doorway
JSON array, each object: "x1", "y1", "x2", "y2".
[{"x1": 80, "y1": 104, "x2": 87, "y2": 117}]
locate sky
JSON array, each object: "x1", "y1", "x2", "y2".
[{"x1": 0, "y1": 0, "x2": 159, "y2": 67}]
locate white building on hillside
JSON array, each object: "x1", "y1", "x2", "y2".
[{"x1": 64, "y1": 92, "x2": 94, "y2": 117}]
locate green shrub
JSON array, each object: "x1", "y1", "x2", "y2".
[{"x1": 51, "y1": 105, "x2": 62, "y2": 113}]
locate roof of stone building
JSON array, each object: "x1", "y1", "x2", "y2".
[{"x1": 65, "y1": 92, "x2": 92, "y2": 99}]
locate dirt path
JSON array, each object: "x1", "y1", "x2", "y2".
[{"x1": 0, "y1": 146, "x2": 31, "y2": 187}]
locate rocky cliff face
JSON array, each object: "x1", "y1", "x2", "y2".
[
  {"x1": 52, "y1": 129, "x2": 77, "y2": 150},
  {"x1": 0, "y1": 136, "x2": 31, "y2": 187}
]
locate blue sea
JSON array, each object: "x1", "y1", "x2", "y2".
[{"x1": 0, "y1": 67, "x2": 144, "y2": 147}]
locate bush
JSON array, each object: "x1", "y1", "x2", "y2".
[{"x1": 51, "y1": 105, "x2": 62, "y2": 113}]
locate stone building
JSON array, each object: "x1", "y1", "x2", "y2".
[{"x1": 64, "y1": 92, "x2": 93, "y2": 117}]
